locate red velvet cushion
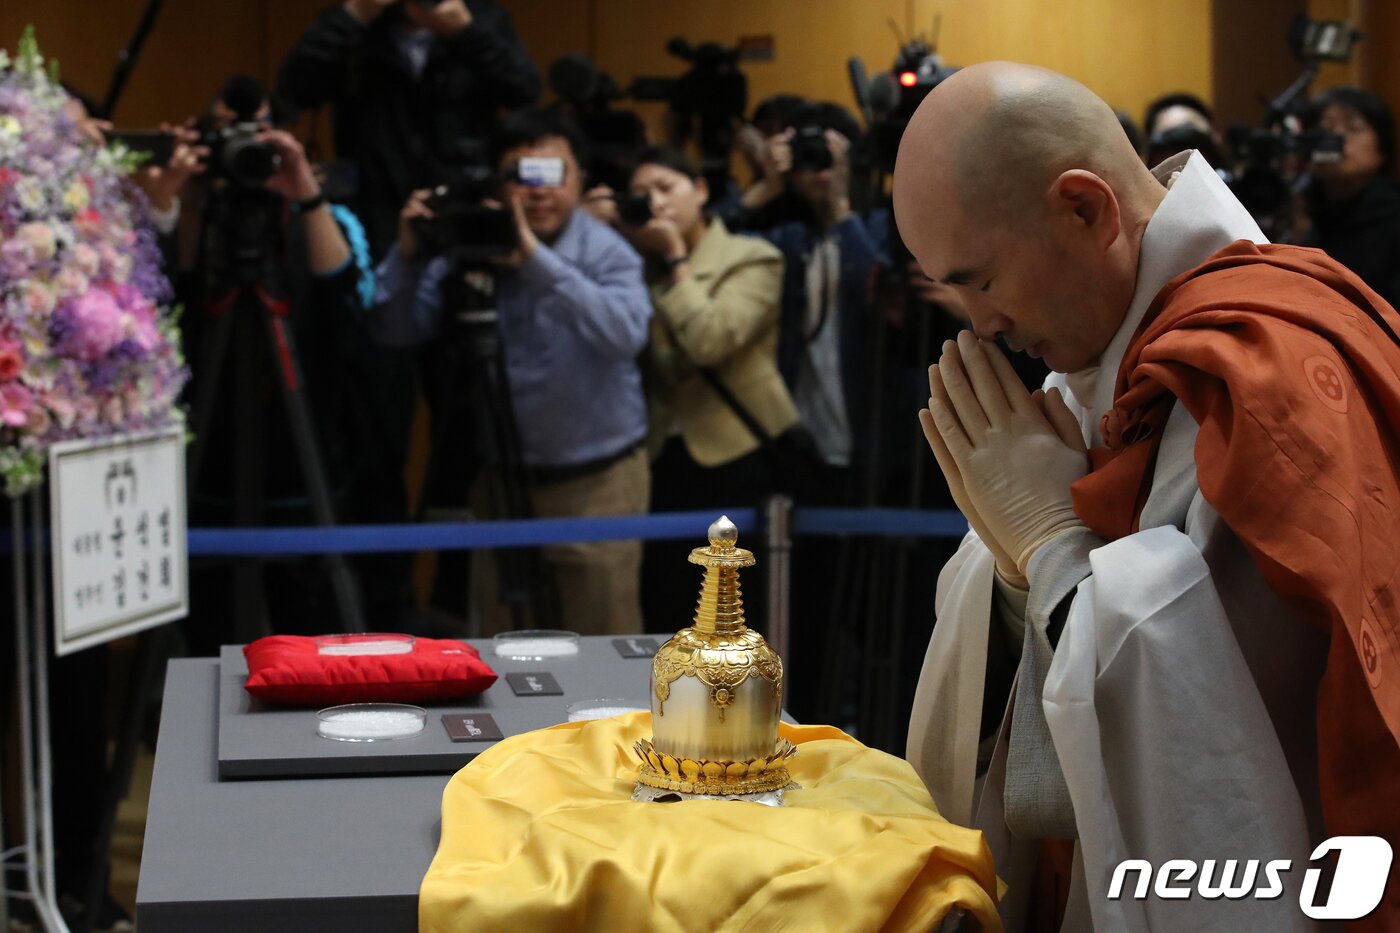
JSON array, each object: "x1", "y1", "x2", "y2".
[{"x1": 243, "y1": 635, "x2": 497, "y2": 707}]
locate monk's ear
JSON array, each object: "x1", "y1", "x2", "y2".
[{"x1": 1048, "y1": 169, "x2": 1121, "y2": 248}]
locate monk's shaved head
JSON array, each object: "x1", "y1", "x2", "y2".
[
  {"x1": 896, "y1": 62, "x2": 1156, "y2": 231},
  {"x1": 893, "y1": 62, "x2": 1167, "y2": 372}
]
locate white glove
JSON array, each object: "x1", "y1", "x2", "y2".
[{"x1": 919, "y1": 331, "x2": 1089, "y2": 577}]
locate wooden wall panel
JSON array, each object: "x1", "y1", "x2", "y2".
[
  {"x1": 1, "y1": 1, "x2": 266, "y2": 125},
  {"x1": 6, "y1": 0, "x2": 1212, "y2": 140},
  {"x1": 505, "y1": 0, "x2": 1213, "y2": 137}
]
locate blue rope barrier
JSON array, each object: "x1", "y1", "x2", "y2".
[
  {"x1": 183, "y1": 507, "x2": 969, "y2": 557},
  {"x1": 187, "y1": 509, "x2": 761, "y2": 556}
]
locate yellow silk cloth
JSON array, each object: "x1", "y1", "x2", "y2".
[{"x1": 420, "y1": 712, "x2": 1002, "y2": 932}]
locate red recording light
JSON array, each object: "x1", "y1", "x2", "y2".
[{"x1": 899, "y1": 71, "x2": 918, "y2": 87}]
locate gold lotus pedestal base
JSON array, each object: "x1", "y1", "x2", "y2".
[{"x1": 632, "y1": 738, "x2": 797, "y2": 798}]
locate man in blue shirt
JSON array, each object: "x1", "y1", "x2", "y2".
[{"x1": 375, "y1": 110, "x2": 652, "y2": 635}]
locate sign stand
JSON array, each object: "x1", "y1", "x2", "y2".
[
  {"x1": 11, "y1": 488, "x2": 68, "y2": 932},
  {"x1": 4, "y1": 428, "x2": 189, "y2": 931}
]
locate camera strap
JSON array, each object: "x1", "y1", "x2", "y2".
[{"x1": 697, "y1": 367, "x2": 775, "y2": 448}]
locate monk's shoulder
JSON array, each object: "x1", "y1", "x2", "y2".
[{"x1": 1163, "y1": 245, "x2": 1369, "y2": 319}]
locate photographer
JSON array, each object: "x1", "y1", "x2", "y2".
[
  {"x1": 618, "y1": 146, "x2": 793, "y2": 633},
  {"x1": 179, "y1": 77, "x2": 381, "y2": 652},
  {"x1": 278, "y1": 0, "x2": 540, "y2": 256},
  {"x1": 715, "y1": 95, "x2": 823, "y2": 232},
  {"x1": 1300, "y1": 86, "x2": 1400, "y2": 307},
  {"x1": 373, "y1": 110, "x2": 653, "y2": 636},
  {"x1": 279, "y1": 0, "x2": 538, "y2": 625},
  {"x1": 1142, "y1": 91, "x2": 1223, "y2": 167},
  {"x1": 761, "y1": 109, "x2": 887, "y2": 498}
]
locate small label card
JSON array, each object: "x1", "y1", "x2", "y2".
[
  {"x1": 441, "y1": 714, "x2": 504, "y2": 742},
  {"x1": 612, "y1": 637, "x2": 659, "y2": 658},
  {"x1": 506, "y1": 672, "x2": 563, "y2": 696}
]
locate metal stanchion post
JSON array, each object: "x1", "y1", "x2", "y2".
[
  {"x1": 764, "y1": 496, "x2": 793, "y2": 672},
  {"x1": 11, "y1": 492, "x2": 70, "y2": 932}
]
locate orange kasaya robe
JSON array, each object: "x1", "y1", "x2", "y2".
[{"x1": 1072, "y1": 240, "x2": 1400, "y2": 929}]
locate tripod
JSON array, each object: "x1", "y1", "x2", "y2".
[
  {"x1": 815, "y1": 224, "x2": 943, "y2": 753},
  {"x1": 187, "y1": 186, "x2": 367, "y2": 640},
  {"x1": 431, "y1": 262, "x2": 557, "y2": 632}
]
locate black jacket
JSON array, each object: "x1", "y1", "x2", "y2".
[
  {"x1": 277, "y1": 2, "x2": 540, "y2": 256},
  {"x1": 1305, "y1": 174, "x2": 1400, "y2": 309}
]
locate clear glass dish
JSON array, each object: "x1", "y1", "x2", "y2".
[
  {"x1": 493, "y1": 629, "x2": 580, "y2": 660},
  {"x1": 314, "y1": 633, "x2": 415, "y2": 656},
  {"x1": 316, "y1": 703, "x2": 426, "y2": 742},
  {"x1": 566, "y1": 699, "x2": 647, "y2": 722}
]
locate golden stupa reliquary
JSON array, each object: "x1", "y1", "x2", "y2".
[{"x1": 633, "y1": 516, "x2": 795, "y2": 798}]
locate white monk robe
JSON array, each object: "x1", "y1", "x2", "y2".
[{"x1": 906, "y1": 151, "x2": 1330, "y2": 931}]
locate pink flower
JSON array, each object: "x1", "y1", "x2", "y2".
[
  {"x1": 14, "y1": 222, "x2": 56, "y2": 262},
  {"x1": 64, "y1": 287, "x2": 125, "y2": 360},
  {"x1": 0, "y1": 341, "x2": 24, "y2": 382},
  {"x1": 54, "y1": 267, "x2": 90, "y2": 301},
  {"x1": 122, "y1": 385, "x2": 146, "y2": 420},
  {"x1": 72, "y1": 243, "x2": 100, "y2": 278},
  {"x1": 74, "y1": 396, "x2": 99, "y2": 430},
  {"x1": 21, "y1": 281, "x2": 56, "y2": 317},
  {"x1": 72, "y1": 208, "x2": 102, "y2": 234},
  {"x1": 101, "y1": 394, "x2": 123, "y2": 426},
  {"x1": 26, "y1": 406, "x2": 50, "y2": 436},
  {"x1": 0, "y1": 384, "x2": 33, "y2": 428},
  {"x1": 45, "y1": 394, "x2": 76, "y2": 430},
  {"x1": 127, "y1": 307, "x2": 160, "y2": 352}
]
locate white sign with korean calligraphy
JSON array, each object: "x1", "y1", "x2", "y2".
[{"x1": 49, "y1": 428, "x2": 188, "y2": 656}]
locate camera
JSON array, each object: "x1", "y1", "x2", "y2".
[
  {"x1": 849, "y1": 23, "x2": 958, "y2": 174},
  {"x1": 414, "y1": 166, "x2": 516, "y2": 263},
  {"x1": 630, "y1": 39, "x2": 748, "y2": 190},
  {"x1": 790, "y1": 125, "x2": 834, "y2": 173},
  {"x1": 1217, "y1": 13, "x2": 1357, "y2": 238},
  {"x1": 614, "y1": 192, "x2": 652, "y2": 227},
  {"x1": 198, "y1": 75, "x2": 282, "y2": 188},
  {"x1": 200, "y1": 122, "x2": 281, "y2": 187}
]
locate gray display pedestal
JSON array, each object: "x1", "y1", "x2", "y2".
[{"x1": 137, "y1": 636, "x2": 658, "y2": 932}]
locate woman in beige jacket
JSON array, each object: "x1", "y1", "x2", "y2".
[{"x1": 619, "y1": 146, "x2": 796, "y2": 631}]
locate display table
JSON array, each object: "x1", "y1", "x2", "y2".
[
  {"x1": 137, "y1": 658, "x2": 446, "y2": 932},
  {"x1": 137, "y1": 642, "x2": 992, "y2": 931},
  {"x1": 137, "y1": 636, "x2": 660, "y2": 932}
]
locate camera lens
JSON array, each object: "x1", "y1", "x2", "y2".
[{"x1": 224, "y1": 136, "x2": 281, "y2": 186}]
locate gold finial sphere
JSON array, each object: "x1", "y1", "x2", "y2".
[{"x1": 709, "y1": 515, "x2": 739, "y2": 550}]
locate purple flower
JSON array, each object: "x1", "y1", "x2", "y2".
[
  {"x1": 0, "y1": 39, "x2": 190, "y2": 493},
  {"x1": 53, "y1": 286, "x2": 123, "y2": 361}
]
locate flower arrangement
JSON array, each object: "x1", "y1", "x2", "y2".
[{"x1": 0, "y1": 28, "x2": 188, "y2": 495}]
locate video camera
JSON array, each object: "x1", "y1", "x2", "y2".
[
  {"x1": 415, "y1": 157, "x2": 571, "y2": 262},
  {"x1": 631, "y1": 39, "x2": 749, "y2": 189},
  {"x1": 415, "y1": 167, "x2": 515, "y2": 264},
  {"x1": 1221, "y1": 13, "x2": 1358, "y2": 238},
  {"x1": 546, "y1": 53, "x2": 647, "y2": 191},
  {"x1": 849, "y1": 18, "x2": 958, "y2": 174}
]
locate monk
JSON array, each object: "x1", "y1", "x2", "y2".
[{"x1": 894, "y1": 62, "x2": 1400, "y2": 931}]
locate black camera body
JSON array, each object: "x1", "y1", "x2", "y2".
[
  {"x1": 615, "y1": 192, "x2": 653, "y2": 227},
  {"x1": 201, "y1": 121, "x2": 282, "y2": 188},
  {"x1": 791, "y1": 125, "x2": 834, "y2": 173},
  {"x1": 415, "y1": 167, "x2": 518, "y2": 264}
]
